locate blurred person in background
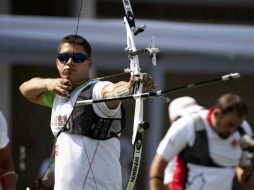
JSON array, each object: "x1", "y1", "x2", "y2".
[
  {"x1": 164, "y1": 97, "x2": 204, "y2": 189},
  {"x1": 150, "y1": 93, "x2": 254, "y2": 190},
  {"x1": 0, "y1": 111, "x2": 18, "y2": 190}
]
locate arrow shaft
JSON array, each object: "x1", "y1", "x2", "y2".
[{"x1": 76, "y1": 73, "x2": 240, "y2": 106}]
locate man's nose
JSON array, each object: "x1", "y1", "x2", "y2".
[{"x1": 66, "y1": 57, "x2": 73, "y2": 65}]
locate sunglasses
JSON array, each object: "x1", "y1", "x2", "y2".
[{"x1": 57, "y1": 53, "x2": 88, "y2": 63}]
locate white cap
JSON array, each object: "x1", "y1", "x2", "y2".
[{"x1": 168, "y1": 96, "x2": 204, "y2": 122}]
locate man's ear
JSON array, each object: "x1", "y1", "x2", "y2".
[
  {"x1": 213, "y1": 108, "x2": 221, "y2": 119},
  {"x1": 88, "y1": 60, "x2": 93, "y2": 68},
  {"x1": 56, "y1": 59, "x2": 61, "y2": 69}
]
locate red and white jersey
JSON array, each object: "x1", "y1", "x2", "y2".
[{"x1": 157, "y1": 110, "x2": 252, "y2": 190}]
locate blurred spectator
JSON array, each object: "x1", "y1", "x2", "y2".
[
  {"x1": 164, "y1": 97, "x2": 204, "y2": 188},
  {"x1": 0, "y1": 111, "x2": 18, "y2": 190},
  {"x1": 150, "y1": 93, "x2": 254, "y2": 190}
]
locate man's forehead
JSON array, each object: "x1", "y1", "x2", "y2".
[{"x1": 59, "y1": 43, "x2": 86, "y2": 51}]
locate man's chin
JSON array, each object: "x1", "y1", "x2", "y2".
[
  {"x1": 218, "y1": 133, "x2": 230, "y2": 139},
  {"x1": 71, "y1": 81, "x2": 84, "y2": 88}
]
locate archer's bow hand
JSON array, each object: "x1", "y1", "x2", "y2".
[{"x1": 129, "y1": 73, "x2": 156, "y2": 92}]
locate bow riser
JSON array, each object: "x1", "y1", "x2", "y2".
[{"x1": 124, "y1": 17, "x2": 141, "y2": 77}]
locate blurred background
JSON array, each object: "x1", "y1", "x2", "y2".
[{"x1": 0, "y1": 0, "x2": 254, "y2": 189}]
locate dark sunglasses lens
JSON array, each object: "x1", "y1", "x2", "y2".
[
  {"x1": 72, "y1": 53, "x2": 87, "y2": 63},
  {"x1": 58, "y1": 53, "x2": 71, "y2": 63}
]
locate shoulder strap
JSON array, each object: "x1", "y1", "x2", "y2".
[
  {"x1": 190, "y1": 112, "x2": 205, "y2": 131},
  {"x1": 237, "y1": 126, "x2": 246, "y2": 136},
  {"x1": 181, "y1": 112, "x2": 225, "y2": 167}
]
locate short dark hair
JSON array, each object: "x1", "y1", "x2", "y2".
[
  {"x1": 58, "y1": 34, "x2": 92, "y2": 58},
  {"x1": 215, "y1": 93, "x2": 247, "y2": 117}
]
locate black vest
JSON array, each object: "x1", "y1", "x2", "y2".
[
  {"x1": 180, "y1": 113, "x2": 245, "y2": 167},
  {"x1": 64, "y1": 83, "x2": 126, "y2": 140}
]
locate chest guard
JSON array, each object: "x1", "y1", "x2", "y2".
[
  {"x1": 64, "y1": 83, "x2": 126, "y2": 140},
  {"x1": 180, "y1": 113, "x2": 245, "y2": 167}
]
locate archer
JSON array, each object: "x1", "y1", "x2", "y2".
[{"x1": 19, "y1": 34, "x2": 155, "y2": 190}]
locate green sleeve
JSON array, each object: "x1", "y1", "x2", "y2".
[{"x1": 42, "y1": 91, "x2": 55, "y2": 108}]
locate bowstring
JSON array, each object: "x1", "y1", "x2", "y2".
[
  {"x1": 81, "y1": 138, "x2": 100, "y2": 189},
  {"x1": 71, "y1": 0, "x2": 99, "y2": 189},
  {"x1": 75, "y1": 0, "x2": 83, "y2": 36}
]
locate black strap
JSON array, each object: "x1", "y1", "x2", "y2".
[
  {"x1": 238, "y1": 126, "x2": 246, "y2": 136},
  {"x1": 181, "y1": 113, "x2": 225, "y2": 167}
]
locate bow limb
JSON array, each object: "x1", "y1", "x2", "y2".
[{"x1": 124, "y1": 16, "x2": 144, "y2": 144}]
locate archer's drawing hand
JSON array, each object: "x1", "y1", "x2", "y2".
[
  {"x1": 47, "y1": 78, "x2": 73, "y2": 97},
  {"x1": 20, "y1": 77, "x2": 73, "y2": 105}
]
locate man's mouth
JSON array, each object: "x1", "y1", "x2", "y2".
[{"x1": 63, "y1": 68, "x2": 74, "y2": 74}]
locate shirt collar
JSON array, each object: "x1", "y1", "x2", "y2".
[{"x1": 207, "y1": 107, "x2": 215, "y2": 129}]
